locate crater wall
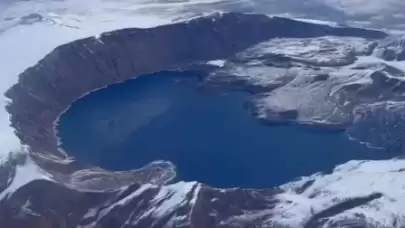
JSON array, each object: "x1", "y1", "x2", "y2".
[
  {"x1": 5, "y1": 12, "x2": 386, "y2": 174},
  {"x1": 0, "y1": 12, "x2": 392, "y2": 228}
]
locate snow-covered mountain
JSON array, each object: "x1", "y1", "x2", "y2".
[{"x1": 3, "y1": 1, "x2": 405, "y2": 228}]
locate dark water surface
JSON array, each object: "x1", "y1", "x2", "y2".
[{"x1": 57, "y1": 71, "x2": 389, "y2": 188}]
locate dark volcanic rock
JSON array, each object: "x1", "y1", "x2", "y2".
[
  {"x1": 2, "y1": 12, "x2": 389, "y2": 228},
  {"x1": 0, "y1": 177, "x2": 282, "y2": 228}
]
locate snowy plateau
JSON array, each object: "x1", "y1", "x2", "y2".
[{"x1": 2, "y1": 1, "x2": 405, "y2": 228}]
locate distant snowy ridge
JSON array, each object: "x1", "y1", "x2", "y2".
[{"x1": 290, "y1": 17, "x2": 340, "y2": 27}]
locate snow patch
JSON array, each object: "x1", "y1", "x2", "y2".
[
  {"x1": 150, "y1": 181, "x2": 199, "y2": 218},
  {"x1": 207, "y1": 59, "x2": 227, "y2": 67},
  {"x1": 0, "y1": 155, "x2": 51, "y2": 200},
  {"x1": 291, "y1": 17, "x2": 340, "y2": 27},
  {"x1": 271, "y1": 158, "x2": 405, "y2": 227}
]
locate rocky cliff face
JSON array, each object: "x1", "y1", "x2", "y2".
[{"x1": 1, "y1": 12, "x2": 394, "y2": 228}]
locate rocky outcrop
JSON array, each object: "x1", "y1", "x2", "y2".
[
  {"x1": 0, "y1": 177, "x2": 283, "y2": 228},
  {"x1": 2, "y1": 12, "x2": 389, "y2": 228}
]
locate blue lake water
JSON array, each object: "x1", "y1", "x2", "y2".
[{"x1": 57, "y1": 71, "x2": 390, "y2": 188}]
